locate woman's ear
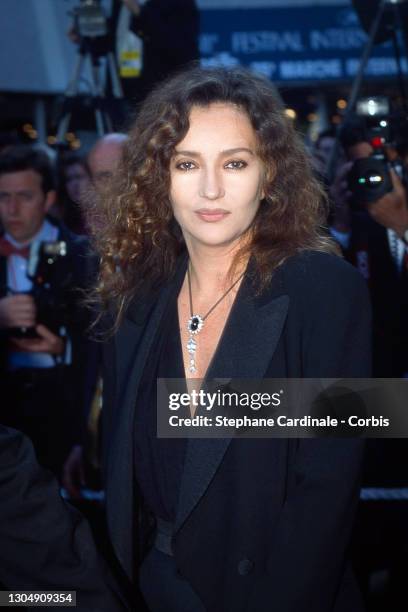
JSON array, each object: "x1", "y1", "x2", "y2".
[{"x1": 266, "y1": 163, "x2": 277, "y2": 184}]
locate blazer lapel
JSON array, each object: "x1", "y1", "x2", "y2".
[
  {"x1": 106, "y1": 257, "x2": 188, "y2": 578},
  {"x1": 107, "y1": 254, "x2": 289, "y2": 568},
  {"x1": 175, "y1": 274, "x2": 289, "y2": 533}
]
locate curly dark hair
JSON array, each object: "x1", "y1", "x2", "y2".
[
  {"x1": 0, "y1": 145, "x2": 56, "y2": 193},
  {"x1": 88, "y1": 65, "x2": 337, "y2": 325}
]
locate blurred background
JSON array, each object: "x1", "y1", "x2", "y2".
[{"x1": 0, "y1": 0, "x2": 406, "y2": 148}]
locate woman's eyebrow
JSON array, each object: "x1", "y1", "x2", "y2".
[{"x1": 173, "y1": 147, "x2": 255, "y2": 157}]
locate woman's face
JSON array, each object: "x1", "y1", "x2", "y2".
[
  {"x1": 64, "y1": 163, "x2": 90, "y2": 203},
  {"x1": 169, "y1": 103, "x2": 265, "y2": 252}
]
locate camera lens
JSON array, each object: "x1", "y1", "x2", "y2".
[
  {"x1": 357, "y1": 170, "x2": 384, "y2": 189},
  {"x1": 348, "y1": 156, "x2": 393, "y2": 204}
]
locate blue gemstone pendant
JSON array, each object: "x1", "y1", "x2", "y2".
[{"x1": 187, "y1": 314, "x2": 204, "y2": 334}]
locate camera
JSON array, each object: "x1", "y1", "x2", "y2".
[
  {"x1": 347, "y1": 152, "x2": 393, "y2": 206},
  {"x1": 10, "y1": 241, "x2": 73, "y2": 338},
  {"x1": 346, "y1": 97, "x2": 408, "y2": 205},
  {"x1": 72, "y1": 0, "x2": 108, "y2": 39}
]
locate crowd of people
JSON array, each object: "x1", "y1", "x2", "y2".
[
  {"x1": 311, "y1": 112, "x2": 408, "y2": 611},
  {"x1": 0, "y1": 63, "x2": 407, "y2": 610},
  {"x1": 0, "y1": 135, "x2": 127, "y2": 476}
]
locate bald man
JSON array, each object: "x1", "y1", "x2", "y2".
[
  {"x1": 63, "y1": 133, "x2": 129, "y2": 498},
  {"x1": 87, "y1": 133, "x2": 128, "y2": 187}
]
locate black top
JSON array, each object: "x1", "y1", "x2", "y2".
[{"x1": 133, "y1": 296, "x2": 187, "y2": 522}]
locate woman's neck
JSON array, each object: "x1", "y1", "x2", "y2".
[{"x1": 186, "y1": 241, "x2": 248, "y2": 298}]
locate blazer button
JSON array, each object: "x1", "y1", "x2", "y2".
[{"x1": 238, "y1": 558, "x2": 254, "y2": 576}]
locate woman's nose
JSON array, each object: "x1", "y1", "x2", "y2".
[
  {"x1": 7, "y1": 196, "x2": 20, "y2": 216},
  {"x1": 198, "y1": 168, "x2": 225, "y2": 200}
]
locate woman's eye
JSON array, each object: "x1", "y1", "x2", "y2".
[
  {"x1": 225, "y1": 160, "x2": 247, "y2": 170},
  {"x1": 175, "y1": 161, "x2": 196, "y2": 171}
]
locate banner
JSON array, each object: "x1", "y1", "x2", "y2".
[{"x1": 199, "y1": 4, "x2": 407, "y2": 84}]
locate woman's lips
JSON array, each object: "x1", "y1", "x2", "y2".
[{"x1": 195, "y1": 209, "x2": 230, "y2": 222}]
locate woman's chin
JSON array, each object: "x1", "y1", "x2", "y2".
[{"x1": 184, "y1": 233, "x2": 246, "y2": 252}]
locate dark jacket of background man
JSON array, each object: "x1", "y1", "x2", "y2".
[
  {"x1": 0, "y1": 220, "x2": 92, "y2": 473},
  {"x1": 0, "y1": 425, "x2": 128, "y2": 610},
  {"x1": 0, "y1": 146, "x2": 93, "y2": 476},
  {"x1": 127, "y1": 0, "x2": 200, "y2": 101}
]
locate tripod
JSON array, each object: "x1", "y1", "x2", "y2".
[
  {"x1": 326, "y1": 0, "x2": 408, "y2": 183},
  {"x1": 56, "y1": 36, "x2": 124, "y2": 142}
]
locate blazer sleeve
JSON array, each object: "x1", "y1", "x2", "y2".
[
  {"x1": 249, "y1": 254, "x2": 371, "y2": 611},
  {"x1": 0, "y1": 426, "x2": 128, "y2": 611}
]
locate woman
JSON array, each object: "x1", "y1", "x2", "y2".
[
  {"x1": 55, "y1": 152, "x2": 90, "y2": 234},
  {"x1": 91, "y1": 66, "x2": 371, "y2": 611}
]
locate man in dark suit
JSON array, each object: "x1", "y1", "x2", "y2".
[
  {"x1": 121, "y1": 0, "x2": 200, "y2": 102},
  {"x1": 0, "y1": 424, "x2": 127, "y2": 610},
  {"x1": 329, "y1": 115, "x2": 408, "y2": 377},
  {"x1": 329, "y1": 120, "x2": 408, "y2": 606},
  {"x1": 0, "y1": 146, "x2": 92, "y2": 476}
]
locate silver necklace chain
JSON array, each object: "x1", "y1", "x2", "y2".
[{"x1": 186, "y1": 263, "x2": 244, "y2": 374}]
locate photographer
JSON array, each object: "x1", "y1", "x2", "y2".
[
  {"x1": 329, "y1": 112, "x2": 408, "y2": 378},
  {"x1": 329, "y1": 111, "x2": 408, "y2": 608},
  {"x1": 0, "y1": 146, "x2": 92, "y2": 477}
]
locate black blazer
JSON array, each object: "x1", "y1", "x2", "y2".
[{"x1": 101, "y1": 250, "x2": 372, "y2": 612}]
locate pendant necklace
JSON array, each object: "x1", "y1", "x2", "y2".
[{"x1": 186, "y1": 263, "x2": 244, "y2": 374}]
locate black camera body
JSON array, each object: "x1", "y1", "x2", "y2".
[
  {"x1": 348, "y1": 151, "x2": 393, "y2": 205},
  {"x1": 346, "y1": 97, "x2": 408, "y2": 205},
  {"x1": 10, "y1": 241, "x2": 74, "y2": 339},
  {"x1": 73, "y1": 0, "x2": 108, "y2": 39}
]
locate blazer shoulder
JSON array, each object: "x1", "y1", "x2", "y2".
[
  {"x1": 280, "y1": 249, "x2": 367, "y2": 297},
  {"x1": 276, "y1": 250, "x2": 371, "y2": 326}
]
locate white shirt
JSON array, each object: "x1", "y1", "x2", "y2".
[{"x1": 6, "y1": 220, "x2": 71, "y2": 370}]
